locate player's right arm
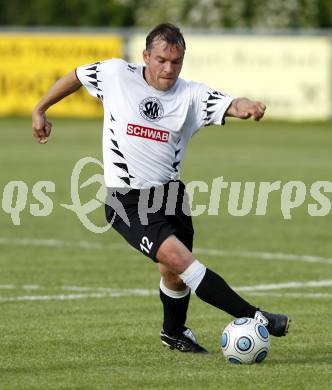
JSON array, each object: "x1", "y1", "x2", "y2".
[{"x1": 32, "y1": 71, "x2": 82, "y2": 144}]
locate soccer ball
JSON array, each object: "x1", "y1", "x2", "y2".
[{"x1": 221, "y1": 317, "x2": 270, "y2": 364}]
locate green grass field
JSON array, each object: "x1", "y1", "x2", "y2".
[{"x1": 0, "y1": 117, "x2": 331, "y2": 389}]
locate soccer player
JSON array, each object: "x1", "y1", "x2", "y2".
[{"x1": 32, "y1": 23, "x2": 290, "y2": 353}]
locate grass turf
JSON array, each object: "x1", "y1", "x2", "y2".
[{"x1": 0, "y1": 117, "x2": 331, "y2": 389}]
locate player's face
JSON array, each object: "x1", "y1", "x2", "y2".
[{"x1": 143, "y1": 39, "x2": 184, "y2": 91}]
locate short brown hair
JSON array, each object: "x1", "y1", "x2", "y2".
[{"x1": 146, "y1": 23, "x2": 186, "y2": 52}]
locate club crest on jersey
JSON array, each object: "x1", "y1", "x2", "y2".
[{"x1": 139, "y1": 97, "x2": 164, "y2": 122}]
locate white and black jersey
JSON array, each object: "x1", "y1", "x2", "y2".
[{"x1": 76, "y1": 58, "x2": 234, "y2": 189}]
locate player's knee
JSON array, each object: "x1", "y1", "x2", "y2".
[
  {"x1": 156, "y1": 235, "x2": 194, "y2": 273},
  {"x1": 160, "y1": 268, "x2": 184, "y2": 288},
  {"x1": 158, "y1": 250, "x2": 193, "y2": 273}
]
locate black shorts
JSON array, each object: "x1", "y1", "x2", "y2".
[{"x1": 105, "y1": 180, "x2": 194, "y2": 262}]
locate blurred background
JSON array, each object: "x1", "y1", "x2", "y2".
[{"x1": 0, "y1": 0, "x2": 331, "y2": 120}]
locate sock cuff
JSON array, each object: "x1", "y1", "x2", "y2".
[
  {"x1": 160, "y1": 278, "x2": 190, "y2": 299},
  {"x1": 179, "y1": 259, "x2": 206, "y2": 292}
]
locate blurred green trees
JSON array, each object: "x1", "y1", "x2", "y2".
[{"x1": 0, "y1": 0, "x2": 331, "y2": 28}]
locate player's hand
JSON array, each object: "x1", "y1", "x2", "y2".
[
  {"x1": 32, "y1": 109, "x2": 53, "y2": 144},
  {"x1": 227, "y1": 98, "x2": 266, "y2": 121},
  {"x1": 237, "y1": 99, "x2": 266, "y2": 121}
]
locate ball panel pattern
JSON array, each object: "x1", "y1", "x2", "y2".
[
  {"x1": 228, "y1": 356, "x2": 242, "y2": 364},
  {"x1": 255, "y1": 350, "x2": 268, "y2": 363},
  {"x1": 233, "y1": 318, "x2": 249, "y2": 325},
  {"x1": 221, "y1": 317, "x2": 271, "y2": 365},
  {"x1": 221, "y1": 332, "x2": 229, "y2": 349}
]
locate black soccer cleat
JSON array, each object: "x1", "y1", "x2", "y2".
[
  {"x1": 255, "y1": 310, "x2": 290, "y2": 337},
  {"x1": 160, "y1": 328, "x2": 208, "y2": 353}
]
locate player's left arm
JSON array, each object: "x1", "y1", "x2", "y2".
[{"x1": 225, "y1": 97, "x2": 266, "y2": 121}]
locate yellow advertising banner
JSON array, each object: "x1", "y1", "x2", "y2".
[
  {"x1": 0, "y1": 34, "x2": 123, "y2": 117},
  {"x1": 129, "y1": 34, "x2": 331, "y2": 120}
]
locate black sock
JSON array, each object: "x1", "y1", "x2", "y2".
[
  {"x1": 195, "y1": 268, "x2": 257, "y2": 318},
  {"x1": 159, "y1": 288, "x2": 190, "y2": 336}
]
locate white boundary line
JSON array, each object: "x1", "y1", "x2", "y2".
[
  {"x1": 0, "y1": 293, "x2": 109, "y2": 302},
  {"x1": 247, "y1": 292, "x2": 332, "y2": 299},
  {"x1": 0, "y1": 290, "x2": 159, "y2": 302},
  {"x1": 0, "y1": 279, "x2": 331, "y2": 302},
  {"x1": 236, "y1": 279, "x2": 332, "y2": 291},
  {"x1": 1, "y1": 279, "x2": 331, "y2": 292},
  {"x1": 1, "y1": 291, "x2": 331, "y2": 302},
  {"x1": 1, "y1": 237, "x2": 332, "y2": 265}
]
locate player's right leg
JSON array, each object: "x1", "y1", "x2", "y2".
[
  {"x1": 158, "y1": 263, "x2": 208, "y2": 353},
  {"x1": 105, "y1": 188, "x2": 207, "y2": 352},
  {"x1": 158, "y1": 263, "x2": 190, "y2": 335},
  {"x1": 156, "y1": 235, "x2": 290, "y2": 337}
]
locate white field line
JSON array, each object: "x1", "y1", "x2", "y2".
[
  {"x1": 194, "y1": 248, "x2": 332, "y2": 265},
  {"x1": 0, "y1": 279, "x2": 331, "y2": 302},
  {"x1": 247, "y1": 292, "x2": 332, "y2": 299},
  {"x1": 1, "y1": 291, "x2": 331, "y2": 302},
  {"x1": 0, "y1": 293, "x2": 110, "y2": 302},
  {"x1": 62, "y1": 279, "x2": 332, "y2": 293},
  {"x1": 1, "y1": 237, "x2": 332, "y2": 265},
  {"x1": 236, "y1": 279, "x2": 332, "y2": 292},
  {"x1": 0, "y1": 289, "x2": 159, "y2": 302},
  {"x1": 1, "y1": 279, "x2": 332, "y2": 293}
]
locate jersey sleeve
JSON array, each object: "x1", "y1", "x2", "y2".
[
  {"x1": 75, "y1": 60, "x2": 111, "y2": 99},
  {"x1": 190, "y1": 82, "x2": 234, "y2": 133}
]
